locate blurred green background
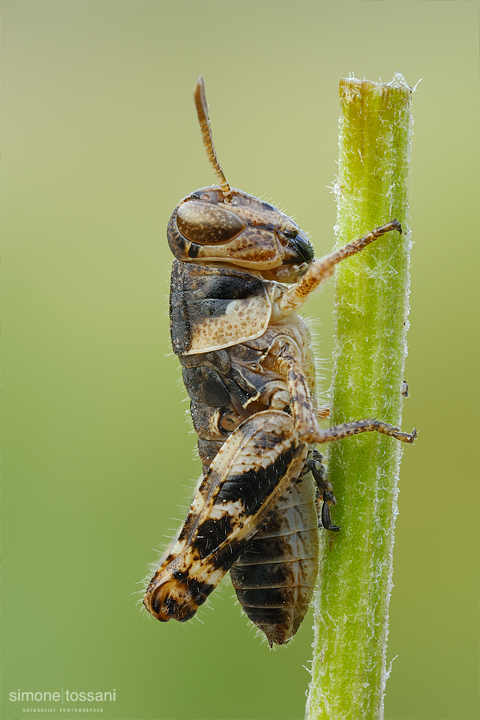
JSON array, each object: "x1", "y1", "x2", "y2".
[{"x1": 2, "y1": 2, "x2": 478, "y2": 719}]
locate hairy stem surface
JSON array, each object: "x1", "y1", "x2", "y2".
[{"x1": 306, "y1": 75, "x2": 414, "y2": 720}]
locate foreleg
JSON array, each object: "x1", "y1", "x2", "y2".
[{"x1": 279, "y1": 221, "x2": 402, "y2": 315}]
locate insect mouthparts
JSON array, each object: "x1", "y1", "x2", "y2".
[{"x1": 292, "y1": 232, "x2": 315, "y2": 263}]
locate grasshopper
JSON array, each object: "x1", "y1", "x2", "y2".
[{"x1": 143, "y1": 77, "x2": 415, "y2": 647}]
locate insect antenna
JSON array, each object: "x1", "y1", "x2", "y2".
[{"x1": 194, "y1": 76, "x2": 233, "y2": 200}]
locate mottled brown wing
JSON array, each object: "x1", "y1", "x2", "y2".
[{"x1": 170, "y1": 261, "x2": 272, "y2": 355}]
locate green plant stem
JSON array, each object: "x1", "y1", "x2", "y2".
[{"x1": 306, "y1": 75, "x2": 414, "y2": 720}]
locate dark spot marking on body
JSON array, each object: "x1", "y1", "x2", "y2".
[
  {"x1": 182, "y1": 366, "x2": 230, "y2": 406},
  {"x1": 177, "y1": 607, "x2": 197, "y2": 623},
  {"x1": 168, "y1": 572, "x2": 214, "y2": 607},
  {"x1": 230, "y1": 561, "x2": 290, "y2": 588},
  {"x1": 198, "y1": 438, "x2": 224, "y2": 466},
  {"x1": 177, "y1": 512, "x2": 200, "y2": 541},
  {"x1": 243, "y1": 607, "x2": 290, "y2": 625},
  {"x1": 164, "y1": 596, "x2": 181, "y2": 617},
  {"x1": 214, "y1": 444, "x2": 297, "y2": 515},
  {"x1": 210, "y1": 540, "x2": 247, "y2": 572},
  {"x1": 187, "y1": 243, "x2": 200, "y2": 258},
  {"x1": 202, "y1": 274, "x2": 264, "y2": 302},
  {"x1": 193, "y1": 514, "x2": 234, "y2": 557},
  {"x1": 252, "y1": 434, "x2": 278, "y2": 450},
  {"x1": 234, "y1": 535, "x2": 288, "y2": 564},
  {"x1": 236, "y1": 587, "x2": 292, "y2": 607},
  {"x1": 172, "y1": 570, "x2": 188, "y2": 581},
  {"x1": 187, "y1": 578, "x2": 215, "y2": 605}
]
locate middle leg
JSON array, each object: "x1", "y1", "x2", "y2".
[{"x1": 300, "y1": 449, "x2": 340, "y2": 532}]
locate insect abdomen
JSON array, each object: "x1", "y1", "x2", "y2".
[{"x1": 230, "y1": 472, "x2": 319, "y2": 646}]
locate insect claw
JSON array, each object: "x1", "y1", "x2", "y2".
[
  {"x1": 400, "y1": 427, "x2": 417, "y2": 444},
  {"x1": 322, "y1": 490, "x2": 336, "y2": 504},
  {"x1": 391, "y1": 219, "x2": 402, "y2": 234},
  {"x1": 321, "y1": 497, "x2": 341, "y2": 532}
]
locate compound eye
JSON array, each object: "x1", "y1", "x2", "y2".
[{"x1": 177, "y1": 201, "x2": 245, "y2": 244}]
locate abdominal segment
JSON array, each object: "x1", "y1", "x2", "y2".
[{"x1": 230, "y1": 470, "x2": 319, "y2": 646}]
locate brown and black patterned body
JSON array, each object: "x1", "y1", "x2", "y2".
[
  {"x1": 143, "y1": 254, "x2": 323, "y2": 645},
  {"x1": 173, "y1": 261, "x2": 321, "y2": 644},
  {"x1": 142, "y1": 77, "x2": 415, "y2": 647}
]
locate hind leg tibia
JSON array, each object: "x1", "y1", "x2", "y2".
[{"x1": 143, "y1": 410, "x2": 308, "y2": 624}]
